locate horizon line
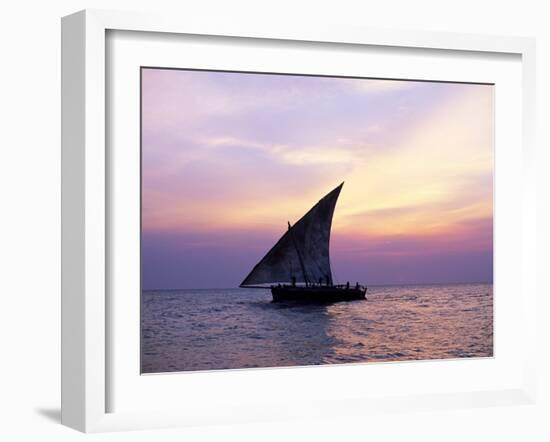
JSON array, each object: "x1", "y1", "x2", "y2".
[{"x1": 142, "y1": 280, "x2": 494, "y2": 292}]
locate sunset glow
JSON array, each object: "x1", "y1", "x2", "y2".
[{"x1": 142, "y1": 68, "x2": 493, "y2": 289}]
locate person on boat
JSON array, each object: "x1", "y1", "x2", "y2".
[
  {"x1": 346, "y1": 281, "x2": 350, "y2": 289},
  {"x1": 291, "y1": 276, "x2": 296, "y2": 287},
  {"x1": 355, "y1": 282, "x2": 359, "y2": 290}
]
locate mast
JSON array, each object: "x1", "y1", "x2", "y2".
[{"x1": 288, "y1": 221, "x2": 309, "y2": 286}]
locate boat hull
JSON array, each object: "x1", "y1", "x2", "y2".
[{"x1": 271, "y1": 285, "x2": 367, "y2": 303}]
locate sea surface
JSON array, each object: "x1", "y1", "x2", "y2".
[{"x1": 141, "y1": 283, "x2": 493, "y2": 373}]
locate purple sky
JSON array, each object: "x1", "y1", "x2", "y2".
[{"x1": 141, "y1": 68, "x2": 494, "y2": 289}]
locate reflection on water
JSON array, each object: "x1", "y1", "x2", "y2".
[{"x1": 141, "y1": 283, "x2": 493, "y2": 373}]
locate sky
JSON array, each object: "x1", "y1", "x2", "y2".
[{"x1": 141, "y1": 68, "x2": 494, "y2": 289}]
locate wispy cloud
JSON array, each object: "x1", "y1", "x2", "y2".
[{"x1": 351, "y1": 78, "x2": 416, "y2": 94}]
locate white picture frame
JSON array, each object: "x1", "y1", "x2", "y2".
[{"x1": 61, "y1": 9, "x2": 537, "y2": 433}]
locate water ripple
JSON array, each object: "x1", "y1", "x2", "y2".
[{"x1": 141, "y1": 283, "x2": 493, "y2": 373}]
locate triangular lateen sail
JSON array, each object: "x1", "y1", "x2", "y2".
[{"x1": 240, "y1": 182, "x2": 343, "y2": 287}]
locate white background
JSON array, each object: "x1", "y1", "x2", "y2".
[{"x1": 0, "y1": 1, "x2": 548, "y2": 441}]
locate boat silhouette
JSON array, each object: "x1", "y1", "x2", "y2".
[{"x1": 240, "y1": 182, "x2": 367, "y2": 302}]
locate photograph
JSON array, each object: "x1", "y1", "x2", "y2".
[{"x1": 140, "y1": 67, "x2": 494, "y2": 374}]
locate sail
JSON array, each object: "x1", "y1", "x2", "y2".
[{"x1": 240, "y1": 182, "x2": 343, "y2": 287}]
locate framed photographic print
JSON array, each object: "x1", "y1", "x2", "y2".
[{"x1": 61, "y1": 9, "x2": 537, "y2": 432}]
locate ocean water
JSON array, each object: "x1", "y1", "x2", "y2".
[{"x1": 141, "y1": 283, "x2": 493, "y2": 373}]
